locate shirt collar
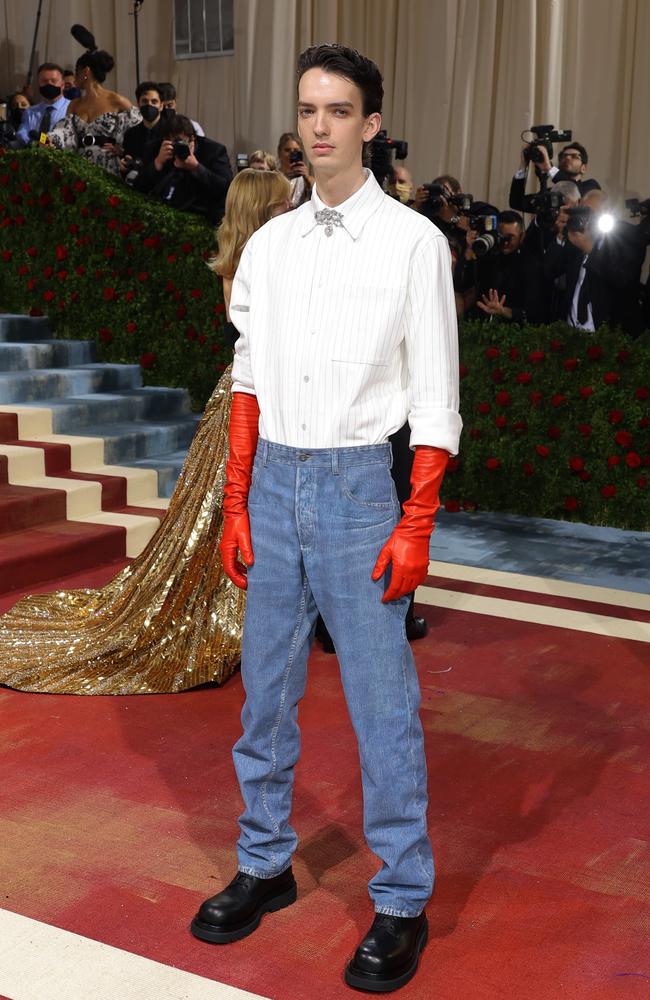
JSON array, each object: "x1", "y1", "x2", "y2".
[
  {"x1": 299, "y1": 168, "x2": 386, "y2": 240},
  {"x1": 32, "y1": 95, "x2": 69, "y2": 113}
]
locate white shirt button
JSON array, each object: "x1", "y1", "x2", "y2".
[
  {"x1": 301, "y1": 423, "x2": 307, "y2": 430},
  {"x1": 304, "y1": 375, "x2": 310, "y2": 382}
]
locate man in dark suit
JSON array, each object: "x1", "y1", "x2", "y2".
[
  {"x1": 543, "y1": 205, "x2": 645, "y2": 337},
  {"x1": 132, "y1": 114, "x2": 232, "y2": 224},
  {"x1": 510, "y1": 140, "x2": 601, "y2": 214},
  {"x1": 122, "y1": 81, "x2": 164, "y2": 166}
]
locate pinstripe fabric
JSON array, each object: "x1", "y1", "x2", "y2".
[{"x1": 231, "y1": 170, "x2": 462, "y2": 455}]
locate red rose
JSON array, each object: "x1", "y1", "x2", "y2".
[
  {"x1": 607, "y1": 455, "x2": 620, "y2": 468},
  {"x1": 485, "y1": 346, "x2": 500, "y2": 360},
  {"x1": 137, "y1": 271, "x2": 149, "y2": 282},
  {"x1": 80, "y1": 206, "x2": 89, "y2": 217},
  {"x1": 447, "y1": 458, "x2": 460, "y2": 472},
  {"x1": 547, "y1": 426, "x2": 561, "y2": 440},
  {"x1": 75, "y1": 265, "x2": 86, "y2": 276},
  {"x1": 181, "y1": 241, "x2": 193, "y2": 253},
  {"x1": 536, "y1": 445, "x2": 549, "y2": 458},
  {"x1": 27, "y1": 278, "x2": 37, "y2": 290},
  {"x1": 528, "y1": 350, "x2": 546, "y2": 364},
  {"x1": 43, "y1": 265, "x2": 54, "y2": 278},
  {"x1": 124, "y1": 290, "x2": 135, "y2": 302},
  {"x1": 491, "y1": 368, "x2": 504, "y2": 383},
  {"x1": 444, "y1": 500, "x2": 461, "y2": 513},
  {"x1": 165, "y1": 280, "x2": 175, "y2": 293},
  {"x1": 0, "y1": 174, "x2": 8, "y2": 185},
  {"x1": 638, "y1": 477, "x2": 647, "y2": 489},
  {"x1": 495, "y1": 415, "x2": 507, "y2": 428},
  {"x1": 549, "y1": 339, "x2": 563, "y2": 352},
  {"x1": 55, "y1": 245, "x2": 67, "y2": 262},
  {"x1": 102, "y1": 287, "x2": 116, "y2": 301},
  {"x1": 563, "y1": 358, "x2": 578, "y2": 371},
  {"x1": 185, "y1": 326, "x2": 198, "y2": 340},
  {"x1": 509, "y1": 347, "x2": 519, "y2": 361},
  {"x1": 1, "y1": 250, "x2": 11, "y2": 262},
  {"x1": 529, "y1": 391, "x2": 543, "y2": 406},
  {"x1": 73, "y1": 179, "x2": 86, "y2": 193},
  {"x1": 106, "y1": 219, "x2": 118, "y2": 231},
  {"x1": 615, "y1": 430, "x2": 632, "y2": 447},
  {"x1": 578, "y1": 424, "x2": 592, "y2": 437},
  {"x1": 190, "y1": 289, "x2": 202, "y2": 299},
  {"x1": 587, "y1": 345, "x2": 603, "y2": 360},
  {"x1": 459, "y1": 363, "x2": 469, "y2": 379},
  {"x1": 215, "y1": 302, "x2": 226, "y2": 315},
  {"x1": 143, "y1": 236, "x2": 161, "y2": 249},
  {"x1": 495, "y1": 390, "x2": 511, "y2": 407},
  {"x1": 10, "y1": 194, "x2": 22, "y2": 205},
  {"x1": 57, "y1": 270, "x2": 67, "y2": 281},
  {"x1": 176, "y1": 304, "x2": 187, "y2": 320},
  {"x1": 640, "y1": 417, "x2": 649, "y2": 429},
  {"x1": 478, "y1": 402, "x2": 491, "y2": 415},
  {"x1": 26, "y1": 246, "x2": 37, "y2": 257},
  {"x1": 601, "y1": 484, "x2": 616, "y2": 498},
  {"x1": 609, "y1": 410, "x2": 623, "y2": 424},
  {"x1": 108, "y1": 195, "x2": 120, "y2": 207},
  {"x1": 551, "y1": 394, "x2": 567, "y2": 407},
  {"x1": 636, "y1": 387, "x2": 649, "y2": 400},
  {"x1": 210, "y1": 344, "x2": 220, "y2": 354},
  {"x1": 603, "y1": 371, "x2": 620, "y2": 385},
  {"x1": 126, "y1": 321, "x2": 137, "y2": 333},
  {"x1": 17, "y1": 264, "x2": 29, "y2": 275},
  {"x1": 463, "y1": 501, "x2": 478, "y2": 512},
  {"x1": 564, "y1": 497, "x2": 579, "y2": 512},
  {"x1": 139, "y1": 352, "x2": 157, "y2": 369},
  {"x1": 98, "y1": 327, "x2": 112, "y2": 343},
  {"x1": 469, "y1": 428, "x2": 481, "y2": 440},
  {"x1": 29, "y1": 307, "x2": 43, "y2": 316},
  {"x1": 166, "y1": 253, "x2": 177, "y2": 264},
  {"x1": 617, "y1": 349, "x2": 630, "y2": 363},
  {"x1": 579, "y1": 470, "x2": 591, "y2": 482},
  {"x1": 198, "y1": 334, "x2": 207, "y2": 346},
  {"x1": 120, "y1": 223, "x2": 130, "y2": 237},
  {"x1": 512, "y1": 420, "x2": 527, "y2": 432},
  {"x1": 625, "y1": 452, "x2": 641, "y2": 468},
  {"x1": 516, "y1": 371, "x2": 532, "y2": 384},
  {"x1": 486, "y1": 457, "x2": 501, "y2": 470},
  {"x1": 42, "y1": 290, "x2": 55, "y2": 302},
  {"x1": 569, "y1": 457, "x2": 584, "y2": 472},
  {"x1": 522, "y1": 463, "x2": 535, "y2": 476},
  {"x1": 9, "y1": 160, "x2": 19, "y2": 172}
]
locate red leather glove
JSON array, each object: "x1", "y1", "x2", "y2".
[
  {"x1": 219, "y1": 391, "x2": 260, "y2": 589},
  {"x1": 372, "y1": 445, "x2": 449, "y2": 603}
]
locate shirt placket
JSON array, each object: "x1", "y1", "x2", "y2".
[{"x1": 298, "y1": 228, "x2": 332, "y2": 440}]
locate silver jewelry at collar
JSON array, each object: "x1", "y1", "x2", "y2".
[{"x1": 314, "y1": 207, "x2": 344, "y2": 237}]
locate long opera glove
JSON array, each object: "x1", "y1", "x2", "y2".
[
  {"x1": 372, "y1": 445, "x2": 449, "y2": 603},
  {"x1": 218, "y1": 391, "x2": 260, "y2": 589}
]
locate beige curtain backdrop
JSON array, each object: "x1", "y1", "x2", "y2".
[{"x1": 1, "y1": 0, "x2": 649, "y2": 209}]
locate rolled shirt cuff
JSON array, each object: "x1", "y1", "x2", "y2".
[{"x1": 409, "y1": 409, "x2": 463, "y2": 456}]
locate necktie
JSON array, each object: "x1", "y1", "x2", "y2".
[
  {"x1": 314, "y1": 207, "x2": 343, "y2": 237},
  {"x1": 39, "y1": 105, "x2": 54, "y2": 134},
  {"x1": 577, "y1": 257, "x2": 590, "y2": 325}
]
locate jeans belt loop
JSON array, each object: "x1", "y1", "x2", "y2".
[
  {"x1": 331, "y1": 449, "x2": 339, "y2": 475},
  {"x1": 262, "y1": 439, "x2": 269, "y2": 466}
]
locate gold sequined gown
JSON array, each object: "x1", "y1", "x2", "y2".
[{"x1": 0, "y1": 367, "x2": 245, "y2": 694}]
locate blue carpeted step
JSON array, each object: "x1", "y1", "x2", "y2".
[
  {"x1": 125, "y1": 451, "x2": 192, "y2": 498},
  {"x1": 0, "y1": 363, "x2": 142, "y2": 404},
  {"x1": 13, "y1": 387, "x2": 194, "y2": 431},
  {"x1": 72, "y1": 417, "x2": 201, "y2": 464},
  {"x1": 0, "y1": 340, "x2": 96, "y2": 371},
  {"x1": 0, "y1": 314, "x2": 52, "y2": 342}
]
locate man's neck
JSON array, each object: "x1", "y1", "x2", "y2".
[{"x1": 314, "y1": 163, "x2": 367, "y2": 208}]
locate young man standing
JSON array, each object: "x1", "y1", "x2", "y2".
[{"x1": 191, "y1": 44, "x2": 461, "y2": 993}]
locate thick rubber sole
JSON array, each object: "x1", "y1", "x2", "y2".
[
  {"x1": 344, "y1": 917, "x2": 428, "y2": 993},
  {"x1": 190, "y1": 883, "x2": 297, "y2": 944}
]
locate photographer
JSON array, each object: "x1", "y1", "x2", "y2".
[
  {"x1": 277, "y1": 131, "x2": 312, "y2": 207},
  {"x1": 474, "y1": 210, "x2": 545, "y2": 325},
  {"x1": 543, "y1": 202, "x2": 645, "y2": 337},
  {"x1": 131, "y1": 113, "x2": 232, "y2": 224},
  {"x1": 121, "y1": 81, "x2": 164, "y2": 169},
  {"x1": 510, "y1": 137, "x2": 601, "y2": 214},
  {"x1": 14, "y1": 63, "x2": 69, "y2": 147}
]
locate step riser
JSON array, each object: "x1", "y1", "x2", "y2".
[
  {"x1": 0, "y1": 341, "x2": 96, "y2": 370},
  {"x1": 0, "y1": 315, "x2": 52, "y2": 342},
  {"x1": 0, "y1": 365, "x2": 142, "y2": 404}
]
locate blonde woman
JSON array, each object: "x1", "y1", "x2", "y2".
[
  {"x1": 0, "y1": 170, "x2": 291, "y2": 695},
  {"x1": 248, "y1": 150, "x2": 277, "y2": 171}
]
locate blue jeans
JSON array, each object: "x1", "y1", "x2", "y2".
[{"x1": 232, "y1": 440, "x2": 434, "y2": 917}]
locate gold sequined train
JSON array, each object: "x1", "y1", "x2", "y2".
[{"x1": 0, "y1": 368, "x2": 244, "y2": 694}]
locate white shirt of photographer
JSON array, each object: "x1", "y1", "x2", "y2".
[{"x1": 231, "y1": 169, "x2": 462, "y2": 455}]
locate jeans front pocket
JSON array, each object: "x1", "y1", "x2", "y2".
[{"x1": 342, "y1": 463, "x2": 396, "y2": 509}]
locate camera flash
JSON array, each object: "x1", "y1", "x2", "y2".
[{"x1": 598, "y1": 213, "x2": 615, "y2": 233}]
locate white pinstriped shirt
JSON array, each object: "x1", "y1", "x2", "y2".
[{"x1": 230, "y1": 169, "x2": 462, "y2": 455}]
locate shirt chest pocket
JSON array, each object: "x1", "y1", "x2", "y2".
[{"x1": 329, "y1": 284, "x2": 406, "y2": 367}]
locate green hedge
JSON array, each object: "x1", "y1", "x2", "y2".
[
  {"x1": 0, "y1": 145, "x2": 229, "y2": 407},
  {"x1": 0, "y1": 146, "x2": 648, "y2": 530}
]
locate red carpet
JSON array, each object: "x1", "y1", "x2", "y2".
[{"x1": 1, "y1": 594, "x2": 648, "y2": 999}]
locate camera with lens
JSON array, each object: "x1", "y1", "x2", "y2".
[
  {"x1": 236, "y1": 152, "x2": 249, "y2": 171},
  {"x1": 528, "y1": 187, "x2": 565, "y2": 227},
  {"x1": 289, "y1": 149, "x2": 303, "y2": 165},
  {"x1": 370, "y1": 130, "x2": 408, "y2": 188},
  {"x1": 422, "y1": 183, "x2": 473, "y2": 217},
  {"x1": 626, "y1": 197, "x2": 650, "y2": 219},
  {"x1": 0, "y1": 120, "x2": 16, "y2": 144},
  {"x1": 172, "y1": 139, "x2": 191, "y2": 161},
  {"x1": 469, "y1": 213, "x2": 500, "y2": 257},
  {"x1": 565, "y1": 205, "x2": 593, "y2": 236},
  {"x1": 81, "y1": 132, "x2": 115, "y2": 148},
  {"x1": 522, "y1": 124, "x2": 572, "y2": 165},
  {"x1": 123, "y1": 154, "x2": 144, "y2": 185}
]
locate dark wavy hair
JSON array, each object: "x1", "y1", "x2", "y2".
[
  {"x1": 75, "y1": 49, "x2": 115, "y2": 84},
  {"x1": 297, "y1": 43, "x2": 383, "y2": 116}
]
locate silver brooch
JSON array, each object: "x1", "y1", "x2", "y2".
[{"x1": 314, "y1": 208, "x2": 344, "y2": 237}]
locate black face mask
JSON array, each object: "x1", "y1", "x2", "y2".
[
  {"x1": 140, "y1": 104, "x2": 159, "y2": 124},
  {"x1": 40, "y1": 84, "x2": 62, "y2": 101},
  {"x1": 64, "y1": 86, "x2": 82, "y2": 100},
  {"x1": 9, "y1": 107, "x2": 25, "y2": 128},
  {"x1": 160, "y1": 106, "x2": 174, "y2": 120}
]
